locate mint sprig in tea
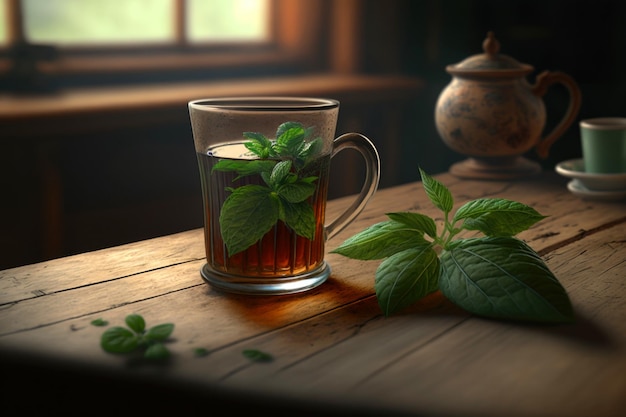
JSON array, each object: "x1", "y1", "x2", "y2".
[{"x1": 197, "y1": 122, "x2": 330, "y2": 277}]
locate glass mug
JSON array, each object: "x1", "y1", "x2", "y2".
[{"x1": 188, "y1": 97, "x2": 380, "y2": 295}]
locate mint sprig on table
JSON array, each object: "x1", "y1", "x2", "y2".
[
  {"x1": 96, "y1": 315, "x2": 276, "y2": 362},
  {"x1": 212, "y1": 122, "x2": 323, "y2": 255},
  {"x1": 99, "y1": 314, "x2": 174, "y2": 360},
  {"x1": 332, "y1": 168, "x2": 574, "y2": 323}
]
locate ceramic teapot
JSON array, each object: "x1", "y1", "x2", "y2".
[{"x1": 435, "y1": 31, "x2": 581, "y2": 179}]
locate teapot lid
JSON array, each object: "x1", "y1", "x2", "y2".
[{"x1": 446, "y1": 31, "x2": 534, "y2": 78}]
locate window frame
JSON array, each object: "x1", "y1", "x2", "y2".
[{"x1": 0, "y1": 0, "x2": 330, "y2": 86}]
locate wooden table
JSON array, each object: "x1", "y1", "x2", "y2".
[{"x1": 2, "y1": 171, "x2": 625, "y2": 416}]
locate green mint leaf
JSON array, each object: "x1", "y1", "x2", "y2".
[
  {"x1": 270, "y1": 160, "x2": 293, "y2": 186},
  {"x1": 276, "y1": 121, "x2": 305, "y2": 137},
  {"x1": 212, "y1": 159, "x2": 276, "y2": 179},
  {"x1": 453, "y1": 198, "x2": 547, "y2": 237},
  {"x1": 331, "y1": 220, "x2": 428, "y2": 260},
  {"x1": 277, "y1": 180, "x2": 316, "y2": 203},
  {"x1": 101, "y1": 326, "x2": 140, "y2": 354},
  {"x1": 261, "y1": 171, "x2": 271, "y2": 186},
  {"x1": 125, "y1": 314, "x2": 145, "y2": 334},
  {"x1": 91, "y1": 318, "x2": 108, "y2": 326},
  {"x1": 243, "y1": 132, "x2": 274, "y2": 158},
  {"x1": 439, "y1": 237, "x2": 574, "y2": 323},
  {"x1": 144, "y1": 342, "x2": 170, "y2": 360},
  {"x1": 300, "y1": 137, "x2": 323, "y2": 162},
  {"x1": 144, "y1": 323, "x2": 175, "y2": 342},
  {"x1": 419, "y1": 167, "x2": 453, "y2": 213},
  {"x1": 386, "y1": 212, "x2": 438, "y2": 239},
  {"x1": 220, "y1": 185, "x2": 280, "y2": 255},
  {"x1": 300, "y1": 175, "x2": 318, "y2": 184},
  {"x1": 280, "y1": 200, "x2": 316, "y2": 240},
  {"x1": 275, "y1": 125, "x2": 306, "y2": 157},
  {"x1": 243, "y1": 349, "x2": 273, "y2": 362},
  {"x1": 194, "y1": 347, "x2": 210, "y2": 357},
  {"x1": 375, "y1": 244, "x2": 440, "y2": 316}
]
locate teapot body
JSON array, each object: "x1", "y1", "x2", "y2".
[
  {"x1": 435, "y1": 76, "x2": 546, "y2": 159},
  {"x1": 434, "y1": 32, "x2": 581, "y2": 179}
]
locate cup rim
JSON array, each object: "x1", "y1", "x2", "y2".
[
  {"x1": 580, "y1": 117, "x2": 626, "y2": 130},
  {"x1": 188, "y1": 96, "x2": 340, "y2": 111}
]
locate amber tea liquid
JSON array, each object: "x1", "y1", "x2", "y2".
[{"x1": 197, "y1": 142, "x2": 331, "y2": 278}]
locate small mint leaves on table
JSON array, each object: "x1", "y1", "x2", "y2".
[
  {"x1": 212, "y1": 122, "x2": 323, "y2": 255},
  {"x1": 332, "y1": 168, "x2": 574, "y2": 324},
  {"x1": 243, "y1": 349, "x2": 274, "y2": 363},
  {"x1": 99, "y1": 314, "x2": 175, "y2": 360}
]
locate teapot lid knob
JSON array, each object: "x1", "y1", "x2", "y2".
[
  {"x1": 446, "y1": 30, "x2": 533, "y2": 76},
  {"x1": 483, "y1": 31, "x2": 500, "y2": 57}
]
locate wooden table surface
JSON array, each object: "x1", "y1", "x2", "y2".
[{"x1": 2, "y1": 171, "x2": 625, "y2": 416}]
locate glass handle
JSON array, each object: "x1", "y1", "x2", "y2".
[{"x1": 325, "y1": 133, "x2": 380, "y2": 241}]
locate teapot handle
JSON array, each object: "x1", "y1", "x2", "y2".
[{"x1": 532, "y1": 70, "x2": 582, "y2": 159}]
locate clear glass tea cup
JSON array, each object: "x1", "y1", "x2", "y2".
[{"x1": 188, "y1": 97, "x2": 380, "y2": 295}]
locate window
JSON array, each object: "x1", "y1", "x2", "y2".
[
  {"x1": 187, "y1": 0, "x2": 269, "y2": 43},
  {"x1": 0, "y1": 0, "x2": 329, "y2": 90},
  {"x1": 19, "y1": 0, "x2": 270, "y2": 45},
  {"x1": 0, "y1": 2, "x2": 6, "y2": 45}
]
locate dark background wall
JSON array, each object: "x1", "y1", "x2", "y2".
[{"x1": 361, "y1": 0, "x2": 626, "y2": 173}]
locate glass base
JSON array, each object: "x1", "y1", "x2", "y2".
[{"x1": 200, "y1": 262, "x2": 331, "y2": 295}]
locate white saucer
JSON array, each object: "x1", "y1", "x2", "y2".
[
  {"x1": 555, "y1": 159, "x2": 626, "y2": 191},
  {"x1": 567, "y1": 180, "x2": 626, "y2": 201}
]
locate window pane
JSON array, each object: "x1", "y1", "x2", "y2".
[
  {"x1": 23, "y1": 0, "x2": 173, "y2": 45},
  {"x1": 0, "y1": 1, "x2": 6, "y2": 45},
  {"x1": 187, "y1": 0, "x2": 269, "y2": 43}
]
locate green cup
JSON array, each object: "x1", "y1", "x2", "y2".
[{"x1": 580, "y1": 117, "x2": 626, "y2": 174}]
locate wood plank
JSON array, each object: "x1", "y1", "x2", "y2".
[
  {"x1": 0, "y1": 74, "x2": 424, "y2": 118},
  {"x1": 0, "y1": 74, "x2": 425, "y2": 137},
  {"x1": 0, "y1": 228, "x2": 205, "y2": 304}
]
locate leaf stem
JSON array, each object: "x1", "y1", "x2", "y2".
[{"x1": 437, "y1": 211, "x2": 460, "y2": 249}]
